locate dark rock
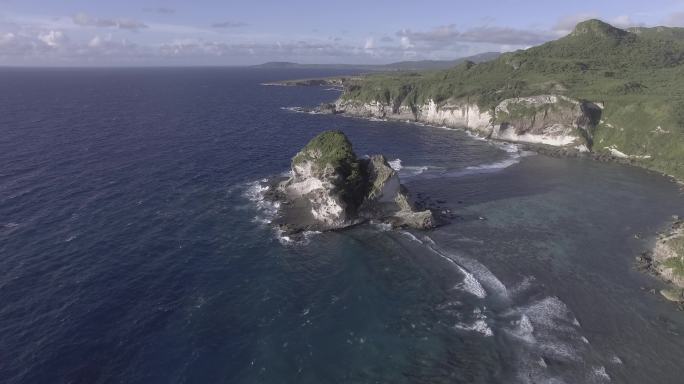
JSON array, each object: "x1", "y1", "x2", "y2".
[{"x1": 317, "y1": 103, "x2": 338, "y2": 114}]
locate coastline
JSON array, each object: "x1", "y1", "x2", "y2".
[
  {"x1": 278, "y1": 89, "x2": 684, "y2": 304},
  {"x1": 289, "y1": 97, "x2": 684, "y2": 187},
  {"x1": 331, "y1": 101, "x2": 684, "y2": 186},
  {"x1": 330, "y1": 105, "x2": 684, "y2": 300}
]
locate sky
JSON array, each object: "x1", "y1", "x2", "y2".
[{"x1": 1, "y1": 0, "x2": 684, "y2": 66}]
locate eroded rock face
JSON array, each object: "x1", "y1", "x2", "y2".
[
  {"x1": 492, "y1": 95, "x2": 601, "y2": 147},
  {"x1": 358, "y1": 155, "x2": 435, "y2": 229},
  {"x1": 277, "y1": 131, "x2": 434, "y2": 232},
  {"x1": 653, "y1": 220, "x2": 684, "y2": 291},
  {"x1": 335, "y1": 94, "x2": 602, "y2": 148}
]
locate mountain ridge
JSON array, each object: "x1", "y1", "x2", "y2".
[
  {"x1": 338, "y1": 19, "x2": 684, "y2": 180},
  {"x1": 252, "y1": 52, "x2": 501, "y2": 72}
]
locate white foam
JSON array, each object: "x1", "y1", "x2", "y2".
[
  {"x1": 455, "y1": 319, "x2": 493, "y2": 337},
  {"x1": 371, "y1": 222, "x2": 392, "y2": 231},
  {"x1": 376, "y1": 161, "x2": 436, "y2": 180},
  {"x1": 497, "y1": 142, "x2": 522, "y2": 153},
  {"x1": 278, "y1": 233, "x2": 294, "y2": 244},
  {"x1": 466, "y1": 130, "x2": 487, "y2": 141},
  {"x1": 508, "y1": 314, "x2": 536, "y2": 343},
  {"x1": 455, "y1": 308, "x2": 493, "y2": 337},
  {"x1": 276, "y1": 229, "x2": 321, "y2": 246},
  {"x1": 591, "y1": 366, "x2": 611, "y2": 381},
  {"x1": 281, "y1": 106, "x2": 305, "y2": 113},
  {"x1": 433, "y1": 238, "x2": 509, "y2": 299},
  {"x1": 399, "y1": 231, "x2": 423, "y2": 244},
  {"x1": 280, "y1": 106, "x2": 321, "y2": 115},
  {"x1": 458, "y1": 142, "x2": 533, "y2": 174},
  {"x1": 510, "y1": 276, "x2": 536, "y2": 296},
  {"x1": 464, "y1": 157, "x2": 521, "y2": 172},
  {"x1": 400, "y1": 165, "x2": 430, "y2": 178},
  {"x1": 520, "y1": 296, "x2": 576, "y2": 332},
  {"x1": 422, "y1": 237, "x2": 487, "y2": 298},
  {"x1": 456, "y1": 267, "x2": 487, "y2": 299},
  {"x1": 388, "y1": 158, "x2": 402, "y2": 171},
  {"x1": 538, "y1": 357, "x2": 547, "y2": 368},
  {"x1": 243, "y1": 180, "x2": 279, "y2": 221}
]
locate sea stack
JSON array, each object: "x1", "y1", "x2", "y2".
[{"x1": 275, "y1": 130, "x2": 434, "y2": 233}]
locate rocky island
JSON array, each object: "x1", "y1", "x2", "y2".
[{"x1": 268, "y1": 130, "x2": 434, "y2": 235}]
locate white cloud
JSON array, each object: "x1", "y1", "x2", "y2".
[
  {"x1": 552, "y1": 13, "x2": 598, "y2": 35},
  {"x1": 143, "y1": 7, "x2": 176, "y2": 15},
  {"x1": 397, "y1": 24, "x2": 555, "y2": 47},
  {"x1": 400, "y1": 36, "x2": 413, "y2": 49},
  {"x1": 72, "y1": 13, "x2": 148, "y2": 31},
  {"x1": 211, "y1": 21, "x2": 248, "y2": 28},
  {"x1": 38, "y1": 30, "x2": 66, "y2": 47},
  {"x1": 665, "y1": 12, "x2": 684, "y2": 26},
  {"x1": 364, "y1": 37, "x2": 374, "y2": 51},
  {"x1": 0, "y1": 32, "x2": 16, "y2": 45},
  {"x1": 610, "y1": 15, "x2": 645, "y2": 28}
]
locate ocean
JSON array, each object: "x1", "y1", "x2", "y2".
[{"x1": 1, "y1": 67, "x2": 683, "y2": 383}]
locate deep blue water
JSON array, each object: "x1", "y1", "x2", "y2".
[{"x1": 1, "y1": 68, "x2": 683, "y2": 384}]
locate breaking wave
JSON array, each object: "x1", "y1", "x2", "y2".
[
  {"x1": 393, "y1": 233, "x2": 605, "y2": 383},
  {"x1": 238, "y1": 178, "x2": 321, "y2": 245},
  {"x1": 280, "y1": 106, "x2": 321, "y2": 115}
]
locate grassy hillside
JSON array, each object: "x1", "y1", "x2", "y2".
[{"x1": 341, "y1": 20, "x2": 684, "y2": 180}]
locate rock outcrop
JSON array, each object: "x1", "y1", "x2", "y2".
[
  {"x1": 636, "y1": 218, "x2": 684, "y2": 302},
  {"x1": 275, "y1": 131, "x2": 434, "y2": 233},
  {"x1": 334, "y1": 95, "x2": 602, "y2": 148},
  {"x1": 652, "y1": 220, "x2": 684, "y2": 301}
]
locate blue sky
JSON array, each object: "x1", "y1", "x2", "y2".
[{"x1": 1, "y1": 0, "x2": 684, "y2": 66}]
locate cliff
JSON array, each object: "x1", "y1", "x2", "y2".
[
  {"x1": 276, "y1": 131, "x2": 434, "y2": 233},
  {"x1": 334, "y1": 94, "x2": 601, "y2": 148}
]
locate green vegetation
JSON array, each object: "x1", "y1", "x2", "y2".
[
  {"x1": 341, "y1": 19, "x2": 684, "y2": 179},
  {"x1": 664, "y1": 256, "x2": 684, "y2": 277},
  {"x1": 663, "y1": 235, "x2": 684, "y2": 277}
]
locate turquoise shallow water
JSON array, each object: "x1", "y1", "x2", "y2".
[{"x1": 1, "y1": 68, "x2": 683, "y2": 383}]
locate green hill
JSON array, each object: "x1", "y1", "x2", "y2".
[{"x1": 341, "y1": 19, "x2": 684, "y2": 180}]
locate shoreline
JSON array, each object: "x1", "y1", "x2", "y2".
[
  {"x1": 332, "y1": 106, "x2": 684, "y2": 187},
  {"x1": 266, "y1": 77, "x2": 684, "y2": 186},
  {"x1": 290, "y1": 100, "x2": 684, "y2": 187},
  {"x1": 281, "y1": 98, "x2": 684, "y2": 305}
]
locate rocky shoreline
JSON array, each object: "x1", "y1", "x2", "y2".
[
  {"x1": 272, "y1": 78, "x2": 684, "y2": 186},
  {"x1": 290, "y1": 101, "x2": 684, "y2": 186},
  {"x1": 636, "y1": 218, "x2": 684, "y2": 304}
]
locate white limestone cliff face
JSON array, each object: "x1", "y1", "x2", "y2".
[
  {"x1": 284, "y1": 160, "x2": 349, "y2": 227},
  {"x1": 419, "y1": 100, "x2": 493, "y2": 135},
  {"x1": 335, "y1": 95, "x2": 601, "y2": 148}
]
